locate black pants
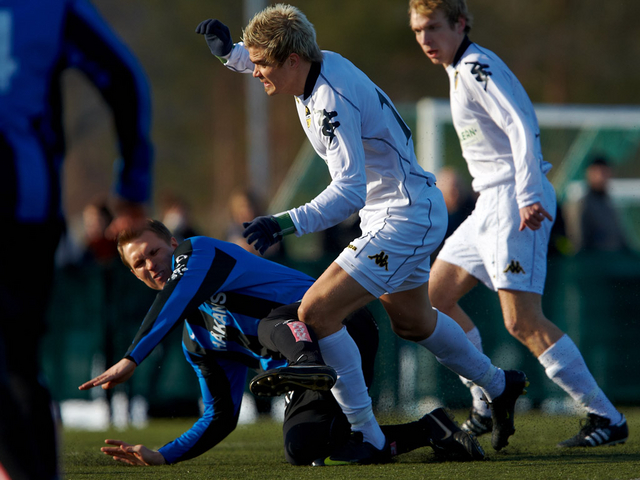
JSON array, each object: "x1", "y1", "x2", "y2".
[
  {"x1": 0, "y1": 222, "x2": 63, "y2": 479},
  {"x1": 272, "y1": 305, "x2": 380, "y2": 465}
]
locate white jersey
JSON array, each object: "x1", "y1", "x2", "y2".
[
  {"x1": 446, "y1": 38, "x2": 552, "y2": 209},
  {"x1": 225, "y1": 44, "x2": 435, "y2": 236}
]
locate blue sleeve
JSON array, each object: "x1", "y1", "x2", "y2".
[
  {"x1": 63, "y1": 0, "x2": 153, "y2": 203},
  {"x1": 124, "y1": 236, "x2": 314, "y2": 365},
  {"x1": 124, "y1": 239, "x2": 238, "y2": 364},
  {"x1": 158, "y1": 350, "x2": 247, "y2": 464}
]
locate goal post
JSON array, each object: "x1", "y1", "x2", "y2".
[{"x1": 416, "y1": 98, "x2": 640, "y2": 249}]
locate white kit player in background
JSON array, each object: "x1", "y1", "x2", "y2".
[
  {"x1": 198, "y1": 3, "x2": 527, "y2": 464},
  {"x1": 409, "y1": 0, "x2": 628, "y2": 448}
]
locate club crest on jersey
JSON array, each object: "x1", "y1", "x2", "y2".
[
  {"x1": 170, "y1": 254, "x2": 189, "y2": 281},
  {"x1": 305, "y1": 106, "x2": 311, "y2": 128},
  {"x1": 315, "y1": 108, "x2": 340, "y2": 144},
  {"x1": 503, "y1": 260, "x2": 525, "y2": 274},
  {"x1": 368, "y1": 251, "x2": 389, "y2": 271},
  {"x1": 465, "y1": 61, "x2": 492, "y2": 90}
]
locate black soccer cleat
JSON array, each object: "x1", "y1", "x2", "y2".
[
  {"x1": 461, "y1": 408, "x2": 493, "y2": 437},
  {"x1": 557, "y1": 414, "x2": 628, "y2": 448},
  {"x1": 422, "y1": 408, "x2": 485, "y2": 461},
  {"x1": 312, "y1": 431, "x2": 391, "y2": 466},
  {"x1": 249, "y1": 364, "x2": 337, "y2": 397},
  {"x1": 488, "y1": 369, "x2": 528, "y2": 451}
]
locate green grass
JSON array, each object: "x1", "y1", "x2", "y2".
[{"x1": 61, "y1": 408, "x2": 640, "y2": 479}]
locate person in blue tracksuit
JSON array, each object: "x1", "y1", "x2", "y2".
[
  {"x1": 0, "y1": 1, "x2": 153, "y2": 478},
  {"x1": 79, "y1": 220, "x2": 484, "y2": 466}
]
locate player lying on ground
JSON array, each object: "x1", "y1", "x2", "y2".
[
  {"x1": 197, "y1": 4, "x2": 527, "y2": 463},
  {"x1": 79, "y1": 219, "x2": 484, "y2": 465},
  {"x1": 408, "y1": 0, "x2": 627, "y2": 448}
]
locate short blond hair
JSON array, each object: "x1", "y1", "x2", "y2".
[
  {"x1": 409, "y1": 0, "x2": 473, "y2": 33},
  {"x1": 242, "y1": 3, "x2": 323, "y2": 65}
]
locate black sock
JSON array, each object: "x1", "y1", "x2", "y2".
[
  {"x1": 381, "y1": 418, "x2": 431, "y2": 456},
  {"x1": 258, "y1": 304, "x2": 324, "y2": 365}
]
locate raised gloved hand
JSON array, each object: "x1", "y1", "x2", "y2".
[
  {"x1": 243, "y1": 213, "x2": 296, "y2": 255},
  {"x1": 195, "y1": 19, "x2": 233, "y2": 57}
]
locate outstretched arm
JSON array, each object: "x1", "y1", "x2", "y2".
[
  {"x1": 101, "y1": 439, "x2": 166, "y2": 466},
  {"x1": 78, "y1": 358, "x2": 136, "y2": 391},
  {"x1": 195, "y1": 19, "x2": 255, "y2": 73}
]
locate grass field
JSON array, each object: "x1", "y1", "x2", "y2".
[{"x1": 61, "y1": 407, "x2": 640, "y2": 479}]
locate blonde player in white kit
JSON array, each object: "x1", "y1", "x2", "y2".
[
  {"x1": 409, "y1": 0, "x2": 628, "y2": 448},
  {"x1": 197, "y1": 3, "x2": 527, "y2": 464}
]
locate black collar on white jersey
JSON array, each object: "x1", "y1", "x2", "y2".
[
  {"x1": 452, "y1": 35, "x2": 472, "y2": 67},
  {"x1": 303, "y1": 61, "x2": 322, "y2": 100}
]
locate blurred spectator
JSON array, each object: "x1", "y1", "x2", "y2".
[
  {"x1": 577, "y1": 156, "x2": 629, "y2": 252},
  {"x1": 82, "y1": 198, "x2": 118, "y2": 265},
  {"x1": 547, "y1": 200, "x2": 573, "y2": 258},
  {"x1": 160, "y1": 191, "x2": 200, "y2": 242},
  {"x1": 0, "y1": 1, "x2": 154, "y2": 478},
  {"x1": 432, "y1": 166, "x2": 476, "y2": 260},
  {"x1": 226, "y1": 188, "x2": 285, "y2": 260}
]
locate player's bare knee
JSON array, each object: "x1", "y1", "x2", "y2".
[
  {"x1": 503, "y1": 316, "x2": 531, "y2": 343},
  {"x1": 428, "y1": 286, "x2": 454, "y2": 313},
  {"x1": 390, "y1": 317, "x2": 432, "y2": 342},
  {"x1": 298, "y1": 302, "x2": 333, "y2": 338}
]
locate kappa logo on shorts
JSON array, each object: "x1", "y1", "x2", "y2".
[
  {"x1": 503, "y1": 260, "x2": 525, "y2": 274},
  {"x1": 368, "y1": 251, "x2": 389, "y2": 271}
]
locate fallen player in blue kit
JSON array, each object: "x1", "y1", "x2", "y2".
[{"x1": 79, "y1": 219, "x2": 484, "y2": 466}]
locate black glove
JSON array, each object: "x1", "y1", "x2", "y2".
[
  {"x1": 195, "y1": 19, "x2": 233, "y2": 57},
  {"x1": 242, "y1": 216, "x2": 283, "y2": 255}
]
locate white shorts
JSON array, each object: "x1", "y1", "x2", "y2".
[
  {"x1": 335, "y1": 186, "x2": 447, "y2": 298},
  {"x1": 437, "y1": 178, "x2": 556, "y2": 294}
]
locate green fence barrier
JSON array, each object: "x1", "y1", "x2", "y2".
[{"x1": 43, "y1": 251, "x2": 640, "y2": 419}]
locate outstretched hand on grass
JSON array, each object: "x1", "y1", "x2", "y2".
[{"x1": 101, "y1": 439, "x2": 166, "y2": 466}]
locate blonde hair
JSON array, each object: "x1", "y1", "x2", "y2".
[
  {"x1": 242, "y1": 3, "x2": 323, "y2": 65},
  {"x1": 409, "y1": 0, "x2": 473, "y2": 33}
]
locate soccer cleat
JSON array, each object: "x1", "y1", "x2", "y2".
[
  {"x1": 249, "y1": 364, "x2": 337, "y2": 397},
  {"x1": 312, "y1": 431, "x2": 391, "y2": 466},
  {"x1": 461, "y1": 408, "x2": 493, "y2": 437},
  {"x1": 422, "y1": 408, "x2": 485, "y2": 461},
  {"x1": 488, "y1": 369, "x2": 528, "y2": 451},
  {"x1": 557, "y1": 414, "x2": 628, "y2": 448}
]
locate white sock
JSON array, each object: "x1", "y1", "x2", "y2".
[
  {"x1": 417, "y1": 309, "x2": 505, "y2": 402},
  {"x1": 538, "y1": 334, "x2": 622, "y2": 423},
  {"x1": 318, "y1": 326, "x2": 386, "y2": 449},
  {"x1": 460, "y1": 327, "x2": 491, "y2": 416}
]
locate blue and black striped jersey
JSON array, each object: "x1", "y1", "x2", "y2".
[
  {"x1": 125, "y1": 236, "x2": 314, "y2": 369},
  {"x1": 0, "y1": 0, "x2": 153, "y2": 223},
  {"x1": 122, "y1": 236, "x2": 315, "y2": 463}
]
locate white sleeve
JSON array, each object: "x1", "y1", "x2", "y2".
[
  {"x1": 223, "y1": 42, "x2": 254, "y2": 74},
  {"x1": 288, "y1": 92, "x2": 367, "y2": 236},
  {"x1": 463, "y1": 62, "x2": 543, "y2": 208}
]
